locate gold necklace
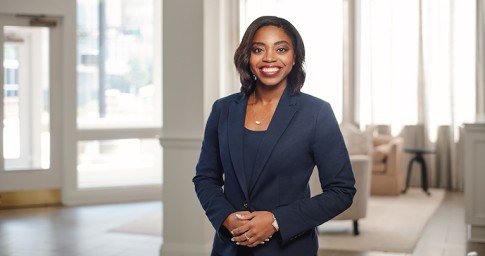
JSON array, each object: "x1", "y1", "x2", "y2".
[{"x1": 251, "y1": 91, "x2": 272, "y2": 125}]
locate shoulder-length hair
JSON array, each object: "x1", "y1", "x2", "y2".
[{"x1": 234, "y1": 16, "x2": 306, "y2": 96}]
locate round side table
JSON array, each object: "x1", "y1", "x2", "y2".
[{"x1": 402, "y1": 148, "x2": 435, "y2": 196}]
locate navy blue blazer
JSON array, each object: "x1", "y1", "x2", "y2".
[{"x1": 193, "y1": 87, "x2": 356, "y2": 256}]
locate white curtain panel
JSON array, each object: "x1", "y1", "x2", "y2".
[{"x1": 359, "y1": 0, "x2": 476, "y2": 190}]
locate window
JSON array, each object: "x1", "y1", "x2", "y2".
[
  {"x1": 77, "y1": 139, "x2": 161, "y2": 188},
  {"x1": 76, "y1": 0, "x2": 162, "y2": 189},
  {"x1": 77, "y1": 0, "x2": 161, "y2": 128}
]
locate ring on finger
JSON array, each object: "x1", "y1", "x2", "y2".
[{"x1": 244, "y1": 233, "x2": 250, "y2": 241}]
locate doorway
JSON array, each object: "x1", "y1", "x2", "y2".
[{"x1": 0, "y1": 14, "x2": 62, "y2": 208}]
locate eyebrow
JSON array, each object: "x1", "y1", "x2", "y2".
[{"x1": 252, "y1": 40, "x2": 290, "y2": 46}]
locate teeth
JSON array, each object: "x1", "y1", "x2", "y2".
[{"x1": 262, "y1": 67, "x2": 279, "y2": 73}]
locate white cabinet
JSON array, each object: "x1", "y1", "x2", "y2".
[{"x1": 463, "y1": 123, "x2": 485, "y2": 242}]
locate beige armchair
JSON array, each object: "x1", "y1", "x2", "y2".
[
  {"x1": 370, "y1": 135, "x2": 405, "y2": 196},
  {"x1": 310, "y1": 155, "x2": 371, "y2": 235},
  {"x1": 310, "y1": 122, "x2": 372, "y2": 235}
]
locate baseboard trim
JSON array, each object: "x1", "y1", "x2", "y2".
[
  {"x1": 468, "y1": 224, "x2": 485, "y2": 243},
  {"x1": 0, "y1": 189, "x2": 61, "y2": 209}
]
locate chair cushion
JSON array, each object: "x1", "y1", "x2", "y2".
[
  {"x1": 340, "y1": 123, "x2": 372, "y2": 155},
  {"x1": 372, "y1": 143, "x2": 390, "y2": 162},
  {"x1": 372, "y1": 162, "x2": 386, "y2": 173},
  {"x1": 373, "y1": 134, "x2": 393, "y2": 147},
  {"x1": 372, "y1": 149, "x2": 386, "y2": 163}
]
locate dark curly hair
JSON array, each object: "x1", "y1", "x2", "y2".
[{"x1": 234, "y1": 16, "x2": 306, "y2": 96}]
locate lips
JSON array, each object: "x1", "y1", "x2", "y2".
[{"x1": 259, "y1": 66, "x2": 281, "y2": 76}]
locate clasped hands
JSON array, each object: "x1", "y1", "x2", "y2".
[{"x1": 223, "y1": 211, "x2": 276, "y2": 247}]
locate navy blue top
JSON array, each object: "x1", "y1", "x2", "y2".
[{"x1": 243, "y1": 128, "x2": 266, "y2": 191}]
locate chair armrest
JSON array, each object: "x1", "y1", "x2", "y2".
[
  {"x1": 334, "y1": 154, "x2": 371, "y2": 220},
  {"x1": 384, "y1": 138, "x2": 404, "y2": 176},
  {"x1": 349, "y1": 155, "x2": 372, "y2": 196}
]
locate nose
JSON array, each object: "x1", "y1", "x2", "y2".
[{"x1": 263, "y1": 50, "x2": 276, "y2": 62}]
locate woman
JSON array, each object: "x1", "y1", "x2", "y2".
[{"x1": 193, "y1": 16, "x2": 356, "y2": 256}]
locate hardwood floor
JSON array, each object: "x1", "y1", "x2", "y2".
[
  {"x1": 0, "y1": 191, "x2": 483, "y2": 256},
  {"x1": 0, "y1": 201, "x2": 162, "y2": 256}
]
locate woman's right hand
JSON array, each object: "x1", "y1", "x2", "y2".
[{"x1": 223, "y1": 211, "x2": 251, "y2": 233}]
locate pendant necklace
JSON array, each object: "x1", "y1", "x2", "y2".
[{"x1": 251, "y1": 91, "x2": 273, "y2": 125}]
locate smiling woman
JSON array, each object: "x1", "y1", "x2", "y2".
[
  {"x1": 249, "y1": 26, "x2": 295, "y2": 80},
  {"x1": 240, "y1": 0, "x2": 343, "y2": 122},
  {"x1": 193, "y1": 16, "x2": 355, "y2": 256},
  {"x1": 249, "y1": 26, "x2": 295, "y2": 87},
  {"x1": 244, "y1": 25, "x2": 296, "y2": 131}
]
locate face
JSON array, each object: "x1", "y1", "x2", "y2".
[{"x1": 249, "y1": 25, "x2": 295, "y2": 89}]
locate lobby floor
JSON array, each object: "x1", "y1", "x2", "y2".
[
  {"x1": 0, "y1": 191, "x2": 483, "y2": 256},
  {"x1": 320, "y1": 191, "x2": 485, "y2": 256}
]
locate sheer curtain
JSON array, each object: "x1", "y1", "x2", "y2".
[
  {"x1": 358, "y1": 0, "x2": 420, "y2": 135},
  {"x1": 358, "y1": 0, "x2": 476, "y2": 190}
]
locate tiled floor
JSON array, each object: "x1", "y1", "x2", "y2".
[{"x1": 0, "y1": 191, "x2": 483, "y2": 256}]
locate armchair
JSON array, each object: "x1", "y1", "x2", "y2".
[
  {"x1": 310, "y1": 122, "x2": 371, "y2": 235},
  {"x1": 309, "y1": 156, "x2": 371, "y2": 235},
  {"x1": 370, "y1": 135, "x2": 405, "y2": 195}
]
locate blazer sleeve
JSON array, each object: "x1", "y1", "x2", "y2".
[
  {"x1": 272, "y1": 102, "x2": 356, "y2": 244},
  {"x1": 193, "y1": 100, "x2": 235, "y2": 239}
]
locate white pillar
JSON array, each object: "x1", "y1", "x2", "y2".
[
  {"x1": 160, "y1": 1, "x2": 239, "y2": 255},
  {"x1": 477, "y1": 0, "x2": 485, "y2": 118}
]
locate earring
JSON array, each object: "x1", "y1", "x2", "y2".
[{"x1": 253, "y1": 74, "x2": 257, "y2": 81}]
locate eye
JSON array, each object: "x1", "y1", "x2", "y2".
[
  {"x1": 252, "y1": 47, "x2": 263, "y2": 54},
  {"x1": 277, "y1": 48, "x2": 288, "y2": 53}
]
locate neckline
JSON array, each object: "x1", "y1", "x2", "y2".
[{"x1": 244, "y1": 127, "x2": 267, "y2": 133}]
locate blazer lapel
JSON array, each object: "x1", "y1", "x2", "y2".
[
  {"x1": 227, "y1": 94, "x2": 250, "y2": 200},
  {"x1": 249, "y1": 88, "x2": 298, "y2": 195}
]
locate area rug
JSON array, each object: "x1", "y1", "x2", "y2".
[
  {"x1": 109, "y1": 187, "x2": 445, "y2": 253},
  {"x1": 110, "y1": 212, "x2": 162, "y2": 236},
  {"x1": 317, "y1": 187, "x2": 445, "y2": 253}
]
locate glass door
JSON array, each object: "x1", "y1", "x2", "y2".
[
  {"x1": 0, "y1": 14, "x2": 62, "y2": 205},
  {"x1": 64, "y1": 0, "x2": 163, "y2": 205}
]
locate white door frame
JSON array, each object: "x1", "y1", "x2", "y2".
[
  {"x1": 1, "y1": 2, "x2": 162, "y2": 206},
  {"x1": 0, "y1": 14, "x2": 62, "y2": 192}
]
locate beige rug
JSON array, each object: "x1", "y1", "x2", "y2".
[
  {"x1": 318, "y1": 188, "x2": 445, "y2": 253},
  {"x1": 109, "y1": 188, "x2": 445, "y2": 253},
  {"x1": 110, "y1": 212, "x2": 162, "y2": 236}
]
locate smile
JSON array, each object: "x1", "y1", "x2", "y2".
[{"x1": 260, "y1": 67, "x2": 281, "y2": 76}]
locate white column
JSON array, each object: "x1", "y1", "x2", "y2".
[
  {"x1": 463, "y1": 123, "x2": 485, "y2": 242},
  {"x1": 477, "y1": 0, "x2": 485, "y2": 118},
  {"x1": 342, "y1": 0, "x2": 357, "y2": 125},
  {"x1": 160, "y1": 1, "x2": 239, "y2": 255}
]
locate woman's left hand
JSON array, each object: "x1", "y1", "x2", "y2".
[{"x1": 230, "y1": 211, "x2": 276, "y2": 247}]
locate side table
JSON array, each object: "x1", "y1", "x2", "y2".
[{"x1": 402, "y1": 148, "x2": 435, "y2": 196}]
